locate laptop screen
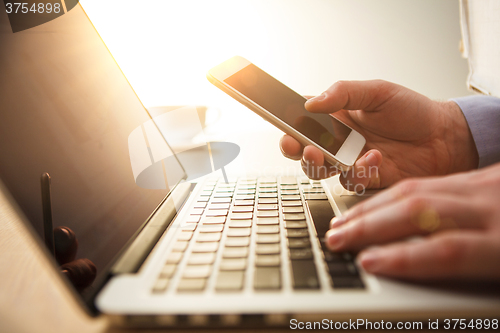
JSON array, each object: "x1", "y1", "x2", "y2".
[{"x1": 0, "y1": 4, "x2": 186, "y2": 291}]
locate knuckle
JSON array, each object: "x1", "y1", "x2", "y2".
[
  {"x1": 396, "y1": 179, "x2": 420, "y2": 196},
  {"x1": 433, "y1": 236, "x2": 466, "y2": 268}
]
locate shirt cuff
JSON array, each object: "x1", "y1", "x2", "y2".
[{"x1": 451, "y1": 95, "x2": 500, "y2": 168}]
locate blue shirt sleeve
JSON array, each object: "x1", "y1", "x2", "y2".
[{"x1": 451, "y1": 95, "x2": 500, "y2": 168}]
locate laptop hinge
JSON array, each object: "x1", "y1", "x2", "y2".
[{"x1": 110, "y1": 182, "x2": 194, "y2": 275}]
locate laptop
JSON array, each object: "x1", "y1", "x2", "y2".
[{"x1": 1, "y1": 3, "x2": 498, "y2": 329}]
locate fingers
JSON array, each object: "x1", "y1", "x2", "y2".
[
  {"x1": 54, "y1": 226, "x2": 78, "y2": 265},
  {"x1": 338, "y1": 149, "x2": 382, "y2": 191},
  {"x1": 304, "y1": 80, "x2": 403, "y2": 114},
  {"x1": 280, "y1": 134, "x2": 303, "y2": 160},
  {"x1": 300, "y1": 145, "x2": 340, "y2": 180},
  {"x1": 336, "y1": 175, "x2": 471, "y2": 225},
  {"x1": 358, "y1": 231, "x2": 500, "y2": 279},
  {"x1": 61, "y1": 258, "x2": 97, "y2": 290},
  {"x1": 326, "y1": 194, "x2": 482, "y2": 252}
]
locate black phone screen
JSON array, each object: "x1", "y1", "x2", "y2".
[{"x1": 224, "y1": 64, "x2": 352, "y2": 155}]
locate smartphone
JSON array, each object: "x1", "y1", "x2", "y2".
[{"x1": 207, "y1": 56, "x2": 366, "y2": 170}]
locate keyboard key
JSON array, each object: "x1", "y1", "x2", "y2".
[
  {"x1": 257, "y1": 204, "x2": 278, "y2": 211},
  {"x1": 166, "y1": 252, "x2": 183, "y2": 264},
  {"x1": 227, "y1": 228, "x2": 251, "y2": 237},
  {"x1": 199, "y1": 190, "x2": 212, "y2": 196},
  {"x1": 256, "y1": 217, "x2": 279, "y2": 225},
  {"x1": 223, "y1": 247, "x2": 249, "y2": 258},
  {"x1": 256, "y1": 210, "x2": 279, "y2": 218},
  {"x1": 259, "y1": 177, "x2": 276, "y2": 183},
  {"x1": 209, "y1": 203, "x2": 230, "y2": 210},
  {"x1": 177, "y1": 278, "x2": 206, "y2": 292},
  {"x1": 256, "y1": 225, "x2": 280, "y2": 234},
  {"x1": 172, "y1": 241, "x2": 189, "y2": 252},
  {"x1": 331, "y1": 277, "x2": 364, "y2": 289},
  {"x1": 282, "y1": 206, "x2": 304, "y2": 213},
  {"x1": 190, "y1": 208, "x2": 204, "y2": 215},
  {"x1": 198, "y1": 224, "x2": 224, "y2": 233},
  {"x1": 234, "y1": 200, "x2": 254, "y2": 206},
  {"x1": 181, "y1": 224, "x2": 197, "y2": 231},
  {"x1": 211, "y1": 197, "x2": 232, "y2": 203},
  {"x1": 159, "y1": 264, "x2": 177, "y2": 278},
  {"x1": 281, "y1": 195, "x2": 301, "y2": 201},
  {"x1": 186, "y1": 215, "x2": 201, "y2": 223},
  {"x1": 281, "y1": 190, "x2": 299, "y2": 195},
  {"x1": 206, "y1": 209, "x2": 228, "y2": 217},
  {"x1": 236, "y1": 190, "x2": 256, "y2": 195},
  {"x1": 193, "y1": 202, "x2": 207, "y2": 209},
  {"x1": 280, "y1": 185, "x2": 299, "y2": 190},
  {"x1": 188, "y1": 253, "x2": 216, "y2": 265},
  {"x1": 215, "y1": 189, "x2": 234, "y2": 193},
  {"x1": 228, "y1": 219, "x2": 252, "y2": 228},
  {"x1": 254, "y1": 267, "x2": 281, "y2": 290},
  {"x1": 259, "y1": 193, "x2": 277, "y2": 198},
  {"x1": 231, "y1": 206, "x2": 253, "y2": 213},
  {"x1": 183, "y1": 265, "x2": 212, "y2": 278},
  {"x1": 287, "y1": 237, "x2": 311, "y2": 249},
  {"x1": 256, "y1": 234, "x2": 280, "y2": 244},
  {"x1": 302, "y1": 188, "x2": 325, "y2": 194},
  {"x1": 225, "y1": 236, "x2": 250, "y2": 247},
  {"x1": 286, "y1": 228, "x2": 309, "y2": 238},
  {"x1": 237, "y1": 185, "x2": 256, "y2": 190},
  {"x1": 289, "y1": 248, "x2": 313, "y2": 260},
  {"x1": 197, "y1": 196, "x2": 210, "y2": 202},
  {"x1": 290, "y1": 260, "x2": 319, "y2": 289},
  {"x1": 284, "y1": 221, "x2": 308, "y2": 229},
  {"x1": 307, "y1": 200, "x2": 334, "y2": 240},
  {"x1": 191, "y1": 242, "x2": 219, "y2": 253},
  {"x1": 201, "y1": 216, "x2": 226, "y2": 224},
  {"x1": 219, "y1": 258, "x2": 247, "y2": 271},
  {"x1": 214, "y1": 193, "x2": 233, "y2": 198},
  {"x1": 258, "y1": 198, "x2": 278, "y2": 204},
  {"x1": 259, "y1": 188, "x2": 277, "y2": 193},
  {"x1": 215, "y1": 271, "x2": 245, "y2": 291},
  {"x1": 299, "y1": 177, "x2": 310, "y2": 185},
  {"x1": 255, "y1": 244, "x2": 280, "y2": 255},
  {"x1": 152, "y1": 277, "x2": 170, "y2": 293},
  {"x1": 304, "y1": 194, "x2": 328, "y2": 200},
  {"x1": 324, "y1": 251, "x2": 353, "y2": 262},
  {"x1": 281, "y1": 200, "x2": 302, "y2": 207},
  {"x1": 327, "y1": 262, "x2": 358, "y2": 276},
  {"x1": 230, "y1": 212, "x2": 253, "y2": 220},
  {"x1": 177, "y1": 231, "x2": 193, "y2": 241},
  {"x1": 196, "y1": 232, "x2": 222, "y2": 242},
  {"x1": 280, "y1": 176, "x2": 297, "y2": 185},
  {"x1": 235, "y1": 195, "x2": 255, "y2": 200},
  {"x1": 255, "y1": 254, "x2": 281, "y2": 267},
  {"x1": 283, "y1": 213, "x2": 306, "y2": 221}
]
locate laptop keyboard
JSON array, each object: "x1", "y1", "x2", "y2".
[{"x1": 152, "y1": 176, "x2": 365, "y2": 293}]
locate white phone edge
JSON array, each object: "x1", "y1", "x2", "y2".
[{"x1": 207, "y1": 56, "x2": 366, "y2": 171}]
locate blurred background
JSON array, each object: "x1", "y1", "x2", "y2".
[{"x1": 79, "y1": 0, "x2": 472, "y2": 176}]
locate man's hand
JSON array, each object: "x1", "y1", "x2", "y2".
[
  {"x1": 326, "y1": 163, "x2": 500, "y2": 280},
  {"x1": 280, "y1": 80, "x2": 479, "y2": 190}
]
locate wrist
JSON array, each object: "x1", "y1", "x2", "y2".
[{"x1": 443, "y1": 101, "x2": 479, "y2": 173}]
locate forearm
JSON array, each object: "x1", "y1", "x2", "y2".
[{"x1": 451, "y1": 96, "x2": 500, "y2": 168}]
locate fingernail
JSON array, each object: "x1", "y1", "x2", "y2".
[
  {"x1": 305, "y1": 92, "x2": 327, "y2": 104},
  {"x1": 330, "y1": 216, "x2": 347, "y2": 228},
  {"x1": 326, "y1": 229, "x2": 345, "y2": 250},
  {"x1": 359, "y1": 251, "x2": 381, "y2": 273},
  {"x1": 365, "y1": 152, "x2": 377, "y2": 166}
]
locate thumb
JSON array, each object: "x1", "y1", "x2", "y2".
[
  {"x1": 339, "y1": 149, "x2": 382, "y2": 191},
  {"x1": 305, "y1": 80, "x2": 402, "y2": 114}
]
